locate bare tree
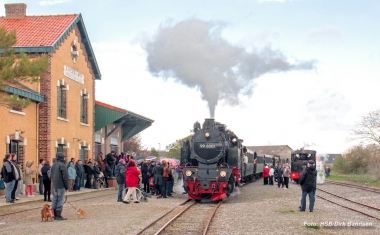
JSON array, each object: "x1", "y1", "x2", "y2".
[
  {"x1": 351, "y1": 109, "x2": 380, "y2": 146},
  {"x1": 123, "y1": 134, "x2": 145, "y2": 156}
]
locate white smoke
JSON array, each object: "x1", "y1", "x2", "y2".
[{"x1": 143, "y1": 19, "x2": 317, "y2": 117}]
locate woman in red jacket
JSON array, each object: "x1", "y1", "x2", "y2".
[
  {"x1": 123, "y1": 160, "x2": 141, "y2": 204},
  {"x1": 263, "y1": 165, "x2": 270, "y2": 185}
]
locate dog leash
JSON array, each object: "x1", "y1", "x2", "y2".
[{"x1": 64, "y1": 194, "x2": 77, "y2": 211}]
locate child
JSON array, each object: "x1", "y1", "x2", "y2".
[{"x1": 24, "y1": 160, "x2": 37, "y2": 197}]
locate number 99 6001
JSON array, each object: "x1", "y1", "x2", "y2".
[{"x1": 199, "y1": 144, "x2": 216, "y2": 148}]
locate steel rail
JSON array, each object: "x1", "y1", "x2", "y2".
[
  {"x1": 317, "y1": 187, "x2": 380, "y2": 211},
  {"x1": 316, "y1": 194, "x2": 380, "y2": 221},
  {"x1": 154, "y1": 200, "x2": 197, "y2": 235},
  {"x1": 0, "y1": 191, "x2": 116, "y2": 217},
  {"x1": 325, "y1": 180, "x2": 380, "y2": 194},
  {"x1": 202, "y1": 200, "x2": 223, "y2": 235},
  {"x1": 135, "y1": 199, "x2": 191, "y2": 235}
]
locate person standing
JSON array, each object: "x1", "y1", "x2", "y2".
[
  {"x1": 96, "y1": 152, "x2": 104, "y2": 167},
  {"x1": 263, "y1": 165, "x2": 269, "y2": 185},
  {"x1": 51, "y1": 152, "x2": 69, "y2": 220},
  {"x1": 276, "y1": 164, "x2": 284, "y2": 188},
  {"x1": 14, "y1": 159, "x2": 24, "y2": 200},
  {"x1": 2, "y1": 154, "x2": 16, "y2": 203},
  {"x1": 10, "y1": 153, "x2": 21, "y2": 201},
  {"x1": 38, "y1": 159, "x2": 44, "y2": 195},
  {"x1": 68, "y1": 162, "x2": 76, "y2": 192},
  {"x1": 115, "y1": 159, "x2": 126, "y2": 202},
  {"x1": 123, "y1": 160, "x2": 140, "y2": 204},
  {"x1": 161, "y1": 160, "x2": 170, "y2": 198},
  {"x1": 74, "y1": 160, "x2": 84, "y2": 191},
  {"x1": 283, "y1": 164, "x2": 290, "y2": 189},
  {"x1": 153, "y1": 161, "x2": 163, "y2": 198},
  {"x1": 24, "y1": 161, "x2": 36, "y2": 197},
  {"x1": 299, "y1": 160, "x2": 317, "y2": 212},
  {"x1": 41, "y1": 160, "x2": 52, "y2": 202},
  {"x1": 326, "y1": 166, "x2": 331, "y2": 178},
  {"x1": 269, "y1": 165, "x2": 274, "y2": 186},
  {"x1": 106, "y1": 153, "x2": 116, "y2": 178},
  {"x1": 166, "y1": 167, "x2": 174, "y2": 197},
  {"x1": 85, "y1": 159, "x2": 94, "y2": 188},
  {"x1": 141, "y1": 162, "x2": 150, "y2": 193},
  {"x1": 93, "y1": 161, "x2": 101, "y2": 189}
]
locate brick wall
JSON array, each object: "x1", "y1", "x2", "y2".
[{"x1": 38, "y1": 53, "x2": 52, "y2": 161}]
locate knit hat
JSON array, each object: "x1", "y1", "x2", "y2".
[{"x1": 307, "y1": 160, "x2": 314, "y2": 164}]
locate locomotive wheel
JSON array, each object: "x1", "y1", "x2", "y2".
[{"x1": 227, "y1": 175, "x2": 235, "y2": 196}]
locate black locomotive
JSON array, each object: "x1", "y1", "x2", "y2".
[{"x1": 180, "y1": 118, "x2": 263, "y2": 201}]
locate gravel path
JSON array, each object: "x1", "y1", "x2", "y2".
[
  {"x1": 208, "y1": 180, "x2": 379, "y2": 235},
  {"x1": 0, "y1": 180, "x2": 379, "y2": 234}
]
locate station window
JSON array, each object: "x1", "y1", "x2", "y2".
[
  {"x1": 57, "y1": 81, "x2": 68, "y2": 119},
  {"x1": 80, "y1": 90, "x2": 88, "y2": 124},
  {"x1": 9, "y1": 140, "x2": 19, "y2": 162},
  {"x1": 56, "y1": 144, "x2": 64, "y2": 154}
]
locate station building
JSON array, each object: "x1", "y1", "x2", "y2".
[{"x1": 0, "y1": 4, "x2": 153, "y2": 176}]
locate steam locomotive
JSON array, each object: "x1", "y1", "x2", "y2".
[
  {"x1": 290, "y1": 149, "x2": 316, "y2": 183},
  {"x1": 180, "y1": 118, "x2": 263, "y2": 201}
]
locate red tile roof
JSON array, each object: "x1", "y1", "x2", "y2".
[
  {"x1": 95, "y1": 101, "x2": 127, "y2": 113},
  {"x1": 0, "y1": 14, "x2": 78, "y2": 47}
]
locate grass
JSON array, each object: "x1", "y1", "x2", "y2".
[
  {"x1": 278, "y1": 209, "x2": 295, "y2": 214},
  {"x1": 304, "y1": 225, "x2": 320, "y2": 230},
  {"x1": 328, "y1": 172, "x2": 380, "y2": 188}
]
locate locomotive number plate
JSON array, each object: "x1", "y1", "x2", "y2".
[{"x1": 199, "y1": 144, "x2": 216, "y2": 148}]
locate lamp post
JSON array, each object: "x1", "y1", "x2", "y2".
[{"x1": 158, "y1": 143, "x2": 161, "y2": 159}]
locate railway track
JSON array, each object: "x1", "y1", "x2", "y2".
[
  {"x1": 325, "y1": 180, "x2": 380, "y2": 194},
  {"x1": 137, "y1": 199, "x2": 223, "y2": 235},
  {"x1": 317, "y1": 187, "x2": 380, "y2": 221},
  {"x1": 0, "y1": 190, "x2": 116, "y2": 217}
]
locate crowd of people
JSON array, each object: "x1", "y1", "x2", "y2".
[
  {"x1": 1, "y1": 151, "x2": 182, "y2": 220},
  {"x1": 262, "y1": 163, "x2": 291, "y2": 189}
]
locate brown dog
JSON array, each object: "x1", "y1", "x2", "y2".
[
  {"x1": 77, "y1": 208, "x2": 86, "y2": 218},
  {"x1": 41, "y1": 204, "x2": 53, "y2": 222}
]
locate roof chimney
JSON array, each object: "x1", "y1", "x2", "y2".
[{"x1": 5, "y1": 3, "x2": 27, "y2": 19}]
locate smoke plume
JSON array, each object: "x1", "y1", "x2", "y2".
[{"x1": 143, "y1": 19, "x2": 316, "y2": 118}]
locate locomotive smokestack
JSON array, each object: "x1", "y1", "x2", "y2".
[{"x1": 202, "y1": 118, "x2": 215, "y2": 129}]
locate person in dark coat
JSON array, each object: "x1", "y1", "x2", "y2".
[
  {"x1": 148, "y1": 161, "x2": 156, "y2": 195},
  {"x1": 152, "y1": 161, "x2": 163, "y2": 198},
  {"x1": 74, "y1": 160, "x2": 84, "y2": 191},
  {"x1": 2, "y1": 154, "x2": 16, "y2": 203},
  {"x1": 275, "y1": 164, "x2": 284, "y2": 188},
  {"x1": 115, "y1": 159, "x2": 126, "y2": 202},
  {"x1": 141, "y1": 162, "x2": 150, "y2": 193},
  {"x1": 51, "y1": 152, "x2": 69, "y2": 220},
  {"x1": 106, "y1": 153, "x2": 116, "y2": 177},
  {"x1": 41, "y1": 160, "x2": 52, "y2": 202},
  {"x1": 93, "y1": 161, "x2": 101, "y2": 189},
  {"x1": 299, "y1": 160, "x2": 317, "y2": 212},
  {"x1": 85, "y1": 159, "x2": 94, "y2": 188}
]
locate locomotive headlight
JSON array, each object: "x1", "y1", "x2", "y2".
[
  {"x1": 185, "y1": 170, "x2": 192, "y2": 177},
  {"x1": 220, "y1": 171, "x2": 227, "y2": 178},
  {"x1": 205, "y1": 132, "x2": 210, "y2": 138},
  {"x1": 232, "y1": 138, "x2": 237, "y2": 142}
]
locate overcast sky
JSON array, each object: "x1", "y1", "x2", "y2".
[{"x1": 3, "y1": 0, "x2": 380, "y2": 154}]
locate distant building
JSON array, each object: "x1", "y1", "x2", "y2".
[
  {"x1": 318, "y1": 154, "x2": 342, "y2": 165},
  {"x1": 245, "y1": 145, "x2": 293, "y2": 160}
]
